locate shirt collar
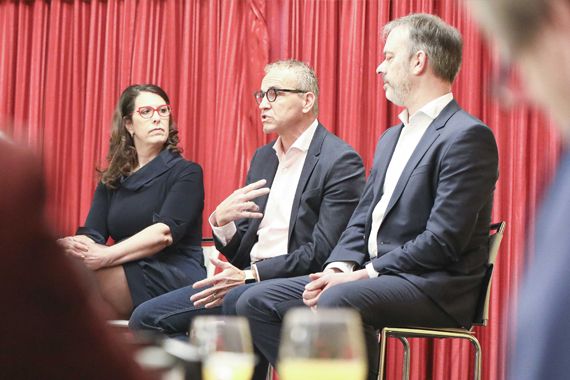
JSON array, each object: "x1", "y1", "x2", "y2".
[
  {"x1": 398, "y1": 93, "x2": 454, "y2": 127},
  {"x1": 273, "y1": 119, "x2": 319, "y2": 158}
]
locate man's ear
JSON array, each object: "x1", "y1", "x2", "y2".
[
  {"x1": 411, "y1": 50, "x2": 428, "y2": 75},
  {"x1": 302, "y1": 92, "x2": 316, "y2": 114}
]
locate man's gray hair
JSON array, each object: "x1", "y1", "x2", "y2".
[
  {"x1": 265, "y1": 59, "x2": 319, "y2": 115},
  {"x1": 384, "y1": 13, "x2": 463, "y2": 83}
]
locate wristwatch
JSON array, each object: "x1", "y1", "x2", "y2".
[{"x1": 244, "y1": 269, "x2": 257, "y2": 284}]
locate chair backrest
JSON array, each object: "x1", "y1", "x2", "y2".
[{"x1": 472, "y1": 221, "x2": 506, "y2": 326}]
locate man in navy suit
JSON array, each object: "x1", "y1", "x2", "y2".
[
  {"x1": 129, "y1": 60, "x2": 365, "y2": 347},
  {"x1": 234, "y1": 14, "x2": 499, "y2": 380},
  {"x1": 467, "y1": 0, "x2": 570, "y2": 378}
]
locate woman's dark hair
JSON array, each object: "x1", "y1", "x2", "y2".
[{"x1": 99, "y1": 84, "x2": 181, "y2": 189}]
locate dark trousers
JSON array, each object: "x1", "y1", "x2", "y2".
[
  {"x1": 233, "y1": 275, "x2": 459, "y2": 380},
  {"x1": 129, "y1": 284, "x2": 220, "y2": 337},
  {"x1": 224, "y1": 283, "x2": 271, "y2": 380}
]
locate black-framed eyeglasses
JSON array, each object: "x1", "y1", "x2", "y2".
[
  {"x1": 133, "y1": 104, "x2": 172, "y2": 119},
  {"x1": 254, "y1": 87, "x2": 307, "y2": 105}
]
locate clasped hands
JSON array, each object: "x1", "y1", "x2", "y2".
[
  {"x1": 56, "y1": 235, "x2": 111, "y2": 270},
  {"x1": 303, "y1": 269, "x2": 365, "y2": 309}
]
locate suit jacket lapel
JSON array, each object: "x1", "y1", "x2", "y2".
[
  {"x1": 287, "y1": 124, "x2": 326, "y2": 243},
  {"x1": 362, "y1": 126, "x2": 403, "y2": 239},
  {"x1": 249, "y1": 150, "x2": 279, "y2": 232},
  {"x1": 383, "y1": 100, "x2": 460, "y2": 219},
  {"x1": 372, "y1": 125, "x2": 403, "y2": 202}
]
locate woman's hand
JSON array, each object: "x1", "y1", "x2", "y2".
[
  {"x1": 81, "y1": 243, "x2": 113, "y2": 271},
  {"x1": 57, "y1": 235, "x2": 111, "y2": 270},
  {"x1": 57, "y1": 235, "x2": 94, "y2": 259}
]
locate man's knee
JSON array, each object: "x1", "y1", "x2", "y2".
[
  {"x1": 223, "y1": 286, "x2": 247, "y2": 315},
  {"x1": 318, "y1": 285, "x2": 352, "y2": 309},
  {"x1": 235, "y1": 287, "x2": 258, "y2": 317}
]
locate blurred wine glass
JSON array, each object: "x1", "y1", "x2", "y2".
[
  {"x1": 190, "y1": 316, "x2": 255, "y2": 380},
  {"x1": 278, "y1": 308, "x2": 366, "y2": 380}
]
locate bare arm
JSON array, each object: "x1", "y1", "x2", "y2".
[
  {"x1": 81, "y1": 223, "x2": 173, "y2": 270},
  {"x1": 105, "y1": 222, "x2": 172, "y2": 264}
]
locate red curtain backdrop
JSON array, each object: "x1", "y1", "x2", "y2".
[{"x1": 0, "y1": 1, "x2": 563, "y2": 379}]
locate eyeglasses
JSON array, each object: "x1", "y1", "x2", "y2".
[
  {"x1": 491, "y1": 61, "x2": 524, "y2": 107},
  {"x1": 254, "y1": 87, "x2": 307, "y2": 105},
  {"x1": 134, "y1": 104, "x2": 172, "y2": 119}
]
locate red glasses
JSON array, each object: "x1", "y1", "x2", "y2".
[{"x1": 134, "y1": 104, "x2": 172, "y2": 119}]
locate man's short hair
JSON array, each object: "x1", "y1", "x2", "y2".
[
  {"x1": 265, "y1": 59, "x2": 319, "y2": 115},
  {"x1": 384, "y1": 13, "x2": 463, "y2": 83},
  {"x1": 467, "y1": 0, "x2": 549, "y2": 54}
]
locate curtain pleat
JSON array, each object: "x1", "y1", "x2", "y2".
[{"x1": 0, "y1": 1, "x2": 563, "y2": 379}]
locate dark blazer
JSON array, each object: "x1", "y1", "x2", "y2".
[
  {"x1": 326, "y1": 100, "x2": 499, "y2": 327},
  {"x1": 215, "y1": 123, "x2": 365, "y2": 280},
  {"x1": 509, "y1": 150, "x2": 570, "y2": 380}
]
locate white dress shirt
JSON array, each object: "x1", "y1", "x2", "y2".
[
  {"x1": 327, "y1": 93, "x2": 454, "y2": 277},
  {"x1": 210, "y1": 120, "x2": 319, "y2": 276}
]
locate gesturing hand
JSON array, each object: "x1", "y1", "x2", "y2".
[
  {"x1": 190, "y1": 257, "x2": 246, "y2": 308},
  {"x1": 213, "y1": 179, "x2": 270, "y2": 227}
]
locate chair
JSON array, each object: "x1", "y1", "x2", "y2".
[{"x1": 377, "y1": 221, "x2": 506, "y2": 380}]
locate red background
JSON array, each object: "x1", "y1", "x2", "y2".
[{"x1": 0, "y1": 1, "x2": 563, "y2": 379}]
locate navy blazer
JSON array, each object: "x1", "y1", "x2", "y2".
[
  {"x1": 326, "y1": 101, "x2": 499, "y2": 327},
  {"x1": 215, "y1": 123, "x2": 365, "y2": 280},
  {"x1": 509, "y1": 150, "x2": 570, "y2": 380}
]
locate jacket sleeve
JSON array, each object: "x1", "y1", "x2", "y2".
[
  {"x1": 153, "y1": 162, "x2": 204, "y2": 245},
  {"x1": 213, "y1": 151, "x2": 259, "y2": 262},
  {"x1": 76, "y1": 183, "x2": 110, "y2": 244}
]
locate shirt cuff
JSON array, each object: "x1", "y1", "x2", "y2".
[
  {"x1": 251, "y1": 263, "x2": 261, "y2": 282},
  {"x1": 208, "y1": 212, "x2": 237, "y2": 246},
  {"x1": 325, "y1": 261, "x2": 355, "y2": 273},
  {"x1": 365, "y1": 262, "x2": 379, "y2": 278}
]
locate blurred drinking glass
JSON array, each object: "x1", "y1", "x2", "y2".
[
  {"x1": 190, "y1": 316, "x2": 254, "y2": 380},
  {"x1": 278, "y1": 308, "x2": 366, "y2": 380}
]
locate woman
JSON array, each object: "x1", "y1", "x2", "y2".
[{"x1": 58, "y1": 84, "x2": 206, "y2": 318}]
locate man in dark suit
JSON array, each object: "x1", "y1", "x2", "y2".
[
  {"x1": 467, "y1": 0, "x2": 570, "y2": 378},
  {"x1": 129, "y1": 60, "x2": 365, "y2": 340},
  {"x1": 234, "y1": 14, "x2": 499, "y2": 380}
]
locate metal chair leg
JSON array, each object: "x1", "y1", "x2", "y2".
[
  {"x1": 467, "y1": 336, "x2": 482, "y2": 380},
  {"x1": 396, "y1": 336, "x2": 410, "y2": 380},
  {"x1": 266, "y1": 364, "x2": 274, "y2": 380},
  {"x1": 378, "y1": 329, "x2": 388, "y2": 380}
]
